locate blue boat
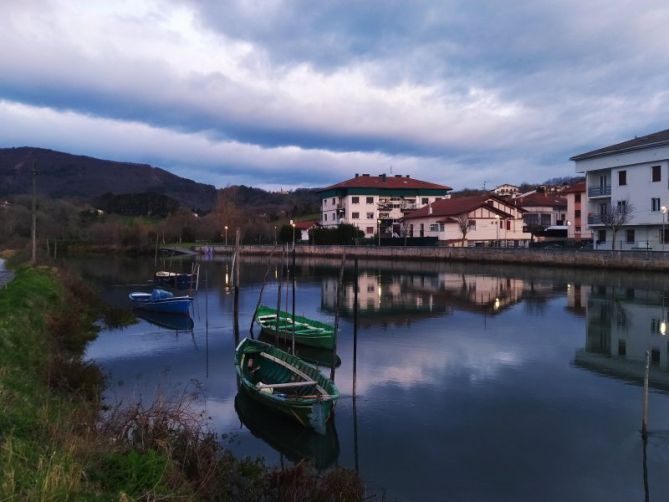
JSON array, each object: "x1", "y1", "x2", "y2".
[{"x1": 128, "y1": 289, "x2": 193, "y2": 315}]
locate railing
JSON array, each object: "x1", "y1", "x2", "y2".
[
  {"x1": 588, "y1": 185, "x2": 611, "y2": 197},
  {"x1": 588, "y1": 214, "x2": 604, "y2": 224}
]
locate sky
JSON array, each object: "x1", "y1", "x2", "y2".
[{"x1": 2, "y1": 1, "x2": 669, "y2": 191}]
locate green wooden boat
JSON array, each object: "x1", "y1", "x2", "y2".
[
  {"x1": 255, "y1": 305, "x2": 335, "y2": 350},
  {"x1": 234, "y1": 338, "x2": 339, "y2": 434}
]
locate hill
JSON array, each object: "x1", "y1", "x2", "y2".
[{"x1": 0, "y1": 147, "x2": 217, "y2": 211}]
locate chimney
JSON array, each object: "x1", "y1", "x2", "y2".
[
  {"x1": 405, "y1": 175, "x2": 410, "y2": 178},
  {"x1": 380, "y1": 173, "x2": 387, "y2": 181},
  {"x1": 395, "y1": 174, "x2": 402, "y2": 178},
  {"x1": 362, "y1": 173, "x2": 370, "y2": 177},
  {"x1": 354, "y1": 173, "x2": 359, "y2": 177}
]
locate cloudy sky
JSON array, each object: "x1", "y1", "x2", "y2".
[{"x1": 1, "y1": 1, "x2": 669, "y2": 190}]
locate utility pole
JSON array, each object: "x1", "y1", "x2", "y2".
[{"x1": 31, "y1": 161, "x2": 37, "y2": 265}]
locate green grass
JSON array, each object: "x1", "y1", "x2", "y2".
[{"x1": 0, "y1": 265, "x2": 365, "y2": 501}]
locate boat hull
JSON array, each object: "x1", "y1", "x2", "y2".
[
  {"x1": 129, "y1": 291, "x2": 192, "y2": 315},
  {"x1": 234, "y1": 338, "x2": 339, "y2": 434},
  {"x1": 256, "y1": 306, "x2": 334, "y2": 349}
]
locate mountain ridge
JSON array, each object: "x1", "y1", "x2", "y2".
[{"x1": 0, "y1": 147, "x2": 217, "y2": 211}]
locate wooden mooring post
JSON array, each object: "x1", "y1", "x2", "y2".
[{"x1": 642, "y1": 350, "x2": 650, "y2": 439}]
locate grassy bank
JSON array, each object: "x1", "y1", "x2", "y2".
[{"x1": 0, "y1": 266, "x2": 364, "y2": 500}]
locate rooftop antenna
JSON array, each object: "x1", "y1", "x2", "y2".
[
  {"x1": 390, "y1": 165, "x2": 393, "y2": 174},
  {"x1": 482, "y1": 180, "x2": 487, "y2": 191}
]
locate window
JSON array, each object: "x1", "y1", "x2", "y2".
[
  {"x1": 618, "y1": 340, "x2": 626, "y2": 356},
  {"x1": 506, "y1": 220, "x2": 511, "y2": 230},
  {"x1": 597, "y1": 229, "x2": 606, "y2": 243},
  {"x1": 332, "y1": 198, "x2": 336, "y2": 204},
  {"x1": 366, "y1": 212, "x2": 374, "y2": 219},
  {"x1": 575, "y1": 226, "x2": 581, "y2": 233},
  {"x1": 324, "y1": 213, "x2": 328, "y2": 221},
  {"x1": 617, "y1": 200, "x2": 627, "y2": 211},
  {"x1": 575, "y1": 209, "x2": 581, "y2": 218},
  {"x1": 575, "y1": 193, "x2": 581, "y2": 203},
  {"x1": 351, "y1": 196, "x2": 359, "y2": 204},
  {"x1": 626, "y1": 229, "x2": 635, "y2": 244},
  {"x1": 662, "y1": 228, "x2": 669, "y2": 244},
  {"x1": 469, "y1": 219, "x2": 476, "y2": 229},
  {"x1": 652, "y1": 349, "x2": 660, "y2": 366},
  {"x1": 618, "y1": 170, "x2": 627, "y2": 186},
  {"x1": 352, "y1": 212, "x2": 359, "y2": 219},
  {"x1": 653, "y1": 165, "x2": 661, "y2": 182},
  {"x1": 429, "y1": 223, "x2": 444, "y2": 232},
  {"x1": 421, "y1": 197, "x2": 429, "y2": 205},
  {"x1": 366, "y1": 227, "x2": 374, "y2": 234},
  {"x1": 652, "y1": 198, "x2": 661, "y2": 211},
  {"x1": 366, "y1": 197, "x2": 374, "y2": 204}
]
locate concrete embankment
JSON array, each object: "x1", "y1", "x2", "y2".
[{"x1": 196, "y1": 244, "x2": 669, "y2": 272}]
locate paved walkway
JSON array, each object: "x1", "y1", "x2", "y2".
[{"x1": 0, "y1": 259, "x2": 14, "y2": 288}]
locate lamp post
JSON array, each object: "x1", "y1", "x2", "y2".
[
  {"x1": 662, "y1": 207, "x2": 667, "y2": 252},
  {"x1": 224, "y1": 225, "x2": 228, "y2": 246},
  {"x1": 290, "y1": 220, "x2": 296, "y2": 250},
  {"x1": 494, "y1": 215, "x2": 500, "y2": 247},
  {"x1": 377, "y1": 219, "x2": 382, "y2": 247}
]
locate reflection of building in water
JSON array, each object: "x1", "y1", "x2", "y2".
[
  {"x1": 320, "y1": 271, "x2": 557, "y2": 323},
  {"x1": 565, "y1": 283, "x2": 589, "y2": 317},
  {"x1": 575, "y1": 286, "x2": 669, "y2": 387}
]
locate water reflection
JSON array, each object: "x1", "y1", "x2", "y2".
[
  {"x1": 135, "y1": 310, "x2": 195, "y2": 331},
  {"x1": 234, "y1": 391, "x2": 340, "y2": 470},
  {"x1": 69, "y1": 255, "x2": 669, "y2": 501},
  {"x1": 575, "y1": 285, "x2": 669, "y2": 388}
]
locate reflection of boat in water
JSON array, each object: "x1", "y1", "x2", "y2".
[
  {"x1": 258, "y1": 333, "x2": 341, "y2": 368},
  {"x1": 234, "y1": 391, "x2": 339, "y2": 469},
  {"x1": 134, "y1": 310, "x2": 195, "y2": 331},
  {"x1": 255, "y1": 305, "x2": 335, "y2": 349},
  {"x1": 234, "y1": 338, "x2": 339, "y2": 434}
]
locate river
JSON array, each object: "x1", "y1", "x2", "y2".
[{"x1": 71, "y1": 254, "x2": 669, "y2": 501}]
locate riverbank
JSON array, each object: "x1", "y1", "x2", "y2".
[
  {"x1": 197, "y1": 244, "x2": 669, "y2": 272},
  {"x1": 0, "y1": 265, "x2": 363, "y2": 500}
]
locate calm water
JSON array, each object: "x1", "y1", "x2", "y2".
[{"x1": 72, "y1": 255, "x2": 669, "y2": 501}]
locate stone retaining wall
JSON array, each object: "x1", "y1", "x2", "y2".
[{"x1": 196, "y1": 245, "x2": 669, "y2": 272}]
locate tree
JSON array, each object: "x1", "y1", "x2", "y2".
[
  {"x1": 455, "y1": 214, "x2": 472, "y2": 247},
  {"x1": 600, "y1": 200, "x2": 634, "y2": 250}
]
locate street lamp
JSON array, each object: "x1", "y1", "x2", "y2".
[
  {"x1": 224, "y1": 225, "x2": 228, "y2": 246},
  {"x1": 377, "y1": 219, "x2": 382, "y2": 246},
  {"x1": 662, "y1": 206, "x2": 667, "y2": 252},
  {"x1": 290, "y1": 219, "x2": 296, "y2": 250}
]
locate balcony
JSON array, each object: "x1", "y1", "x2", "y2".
[
  {"x1": 588, "y1": 214, "x2": 604, "y2": 225},
  {"x1": 588, "y1": 186, "x2": 611, "y2": 198}
]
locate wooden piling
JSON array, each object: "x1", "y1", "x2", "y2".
[
  {"x1": 275, "y1": 246, "x2": 285, "y2": 345},
  {"x1": 249, "y1": 247, "x2": 276, "y2": 336},
  {"x1": 331, "y1": 254, "x2": 346, "y2": 381},
  {"x1": 642, "y1": 349, "x2": 650, "y2": 439},
  {"x1": 291, "y1": 247, "x2": 296, "y2": 355}
]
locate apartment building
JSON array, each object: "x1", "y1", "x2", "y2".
[
  {"x1": 571, "y1": 128, "x2": 669, "y2": 250},
  {"x1": 319, "y1": 173, "x2": 452, "y2": 237}
]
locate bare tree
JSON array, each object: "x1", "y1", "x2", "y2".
[
  {"x1": 456, "y1": 213, "x2": 471, "y2": 247},
  {"x1": 600, "y1": 200, "x2": 634, "y2": 250}
]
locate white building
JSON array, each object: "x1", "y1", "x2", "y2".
[
  {"x1": 319, "y1": 173, "x2": 452, "y2": 237},
  {"x1": 493, "y1": 184, "x2": 519, "y2": 197},
  {"x1": 403, "y1": 194, "x2": 532, "y2": 246},
  {"x1": 571, "y1": 128, "x2": 669, "y2": 250}
]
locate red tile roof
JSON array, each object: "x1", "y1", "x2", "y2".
[
  {"x1": 570, "y1": 128, "x2": 669, "y2": 161},
  {"x1": 294, "y1": 220, "x2": 318, "y2": 230},
  {"x1": 320, "y1": 174, "x2": 451, "y2": 191},
  {"x1": 404, "y1": 194, "x2": 517, "y2": 220},
  {"x1": 561, "y1": 180, "x2": 586, "y2": 195},
  {"x1": 515, "y1": 192, "x2": 566, "y2": 208}
]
